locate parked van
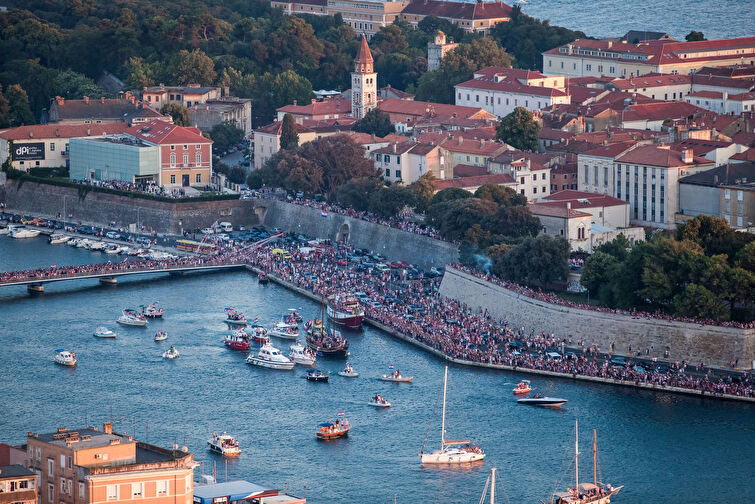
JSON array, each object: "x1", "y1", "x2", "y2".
[{"x1": 219, "y1": 222, "x2": 233, "y2": 232}]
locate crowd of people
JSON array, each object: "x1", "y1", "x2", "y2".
[{"x1": 75, "y1": 179, "x2": 196, "y2": 198}]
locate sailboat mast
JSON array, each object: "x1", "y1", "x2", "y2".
[
  {"x1": 441, "y1": 366, "x2": 448, "y2": 448},
  {"x1": 490, "y1": 468, "x2": 496, "y2": 504},
  {"x1": 575, "y1": 419, "x2": 579, "y2": 491},
  {"x1": 593, "y1": 429, "x2": 597, "y2": 486}
]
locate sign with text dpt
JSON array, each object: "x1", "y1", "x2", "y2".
[{"x1": 14, "y1": 142, "x2": 45, "y2": 161}]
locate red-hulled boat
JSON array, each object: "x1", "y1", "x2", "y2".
[
  {"x1": 249, "y1": 325, "x2": 270, "y2": 344},
  {"x1": 224, "y1": 329, "x2": 251, "y2": 351},
  {"x1": 306, "y1": 328, "x2": 349, "y2": 358},
  {"x1": 326, "y1": 294, "x2": 364, "y2": 329}
]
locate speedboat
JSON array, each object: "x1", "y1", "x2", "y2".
[
  {"x1": 337, "y1": 362, "x2": 358, "y2": 377},
  {"x1": 327, "y1": 293, "x2": 364, "y2": 328},
  {"x1": 118, "y1": 246, "x2": 131, "y2": 255},
  {"x1": 0, "y1": 224, "x2": 18, "y2": 235},
  {"x1": 11, "y1": 228, "x2": 40, "y2": 239},
  {"x1": 67, "y1": 238, "x2": 81, "y2": 247},
  {"x1": 245, "y1": 343, "x2": 294, "y2": 370},
  {"x1": 93, "y1": 326, "x2": 116, "y2": 338},
  {"x1": 517, "y1": 395, "x2": 568, "y2": 407},
  {"x1": 368, "y1": 394, "x2": 391, "y2": 408},
  {"x1": 207, "y1": 432, "x2": 240, "y2": 457},
  {"x1": 154, "y1": 331, "x2": 168, "y2": 342},
  {"x1": 381, "y1": 370, "x2": 413, "y2": 383},
  {"x1": 290, "y1": 342, "x2": 316, "y2": 366},
  {"x1": 128, "y1": 248, "x2": 145, "y2": 256},
  {"x1": 117, "y1": 309, "x2": 148, "y2": 327},
  {"x1": 54, "y1": 349, "x2": 77, "y2": 366},
  {"x1": 48, "y1": 233, "x2": 71, "y2": 244},
  {"x1": 279, "y1": 314, "x2": 298, "y2": 329},
  {"x1": 76, "y1": 239, "x2": 91, "y2": 248},
  {"x1": 225, "y1": 329, "x2": 251, "y2": 351},
  {"x1": 87, "y1": 241, "x2": 106, "y2": 251},
  {"x1": 287, "y1": 308, "x2": 303, "y2": 323},
  {"x1": 163, "y1": 346, "x2": 179, "y2": 359},
  {"x1": 249, "y1": 325, "x2": 270, "y2": 343},
  {"x1": 306, "y1": 369, "x2": 330, "y2": 382},
  {"x1": 513, "y1": 380, "x2": 532, "y2": 395},
  {"x1": 270, "y1": 322, "x2": 299, "y2": 339},
  {"x1": 225, "y1": 308, "x2": 246, "y2": 326},
  {"x1": 105, "y1": 244, "x2": 125, "y2": 254},
  {"x1": 142, "y1": 302, "x2": 164, "y2": 318},
  {"x1": 316, "y1": 415, "x2": 350, "y2": 440}
]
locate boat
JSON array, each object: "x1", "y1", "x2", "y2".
[
  {"x1": 87, "y1": 241, "x2": 106, "y2": 251},
  {"x1": 258, "y1": 271, "x2": 269, "y2": 284},
  {"x1": 0, "y1": 224, "x2": 18, "y2": 235},
  {"x1": 304, "y1": 319, "x2": 324, "y2": 336},
  {"x1": 54, "y1": 349, "x2": 77, "y2": 367},
  {"x1": 517, "y1": 394, "x2": 568, "y2": 407},
  {"x1": 162, "y1": 345, "x2": 179, "y2": 359},
  {"x1": 142, "y1": 302, "x2": 164, "y2": 318},
  {"x1": 11, "y1": 228, "x2": 40, "y2": 239},
  {"x1": 544, "y1": 422, "x2": 623, "y2": 504},
  {"x1": 270, "y1": 322, "x2": 299, "y2": 339},
  {"x1": 67, "y1": 237, "x2": 81, "y2": 247},
  {"x1": 249, "y1": 325, "x2": 270, "y2": 343},
  {"x1": 316, "y1": 414, "x2": 350, "y2": 440},
  {"x1": 154, "y1": 331, "x2": 168, "y2": 342},
  {"x1": 381, "y1": 369, "x2": 413, "y2": 383},
  {"x1": 93, "y1": 326, "x2": 116, "y2": 338},
  {"x1": 207, "y1": 432, "x2": 240, "y2": 457},
  {"x1": 326, "y1": 293, "x2": 364, "y2": 328},
  {"x1": 287, "y1": 308, "x2": 303, "y2": 323},
  {"x1": 420, "y1": 366, "x2": 485, "y2": 465},
  {"x1": 128, "y1": 247, "x2": 145, "y2": 256},
  {"x1": 224, "y1": 308, "x2": 246, "y2": 326},
  {"x1": 306, "y1": 328, "x2": 349, "y2": 358},
  {"x1": 306, "y1": 369, "x2": 330, "y2": 382},
  {"x1": 368, "y1": 394, "x2": 391, "y2": 408},
  {"x1": 76, "y1": 239, "x2": 91, "y2": 248},
  {"x1": 290, "y1": 341, "x2": 316, "y2": 366},
  {"x1": 245, "y1": 342, "x2": 295, "y2": 370},
  {"x1": 118, "y1": 246, "x2": 131, "y2": 255},
  {"x1": 513, "y1": 380, "x2": 532, "y2": 395},
  {"x1": 117, "y1": 309, "x2": 148, "y2": 327},
  {"x1": 337, "y1": 362, "x2": 358, "y2": 377},
  {"x1": 478, "y1": 468, "x2": 498, "y2": 504},
  {"x1": 48, "y1": 233, "x2": 70, "y2": 244},
  {"x1": 105, "y1": 244, "x2": 125, "y2": 254},
  {"x1": 225, "y1": 329, "x2": 251, "y2": 351}
]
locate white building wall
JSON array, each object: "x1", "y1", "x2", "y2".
[
  {"x1": 578, "y1": 154, "x2": 616, "y2": 195},
  {"x1": 454, "y1": 86, "x2": 569, "y2": 118}
]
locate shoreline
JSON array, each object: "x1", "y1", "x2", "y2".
[{"x1": 246, "y1": 266, "x2": 755, "y2": 405}]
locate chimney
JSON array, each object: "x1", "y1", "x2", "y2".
[
  {"x1": 293, "y1": 100, "x2": 297, "y2": 106},
  {"x1": 480, "y1": 139, "x2": 485, "y2": 147},
  {"x1": 311, "y1": 98, "x2": 316, "y2": 104},
  {"x1": 57, "y1": 427, "x2": 67, "y2": 434},
  {"x1": 682, "y1": 148, "x2": 693, "y2": 164},
  {"x1": 83, "y1": 96, "x2": 89, "y2": 104},
  {"x1": 457, "y1": 136, "x2": 463, "y2": 145},
  {"x1": 103, "y1": 422, "x2": 112, "y2": 434},
  {"x1": 86, "y1": 128, "x2": 91, "y2": 136},
  {"x1": 526, "y1": 158, "x2": 531, "y2": 170},
  {"x1": 392, "y1": 143, "x2": 397, "y2": 153},
  {"x1": 567, "y1": 202, "x2": 571, "y2": 210},
  {"x1": 55, "y1": 128, "x2": 60, "y2": 137},
  {"x1": 55, "y1": 96, "x2": 64, "y2": 106},
  {"x1": 101, "y1": 96, "x2": 105, "y2": 104},
  {"x1": 29, "y1": 131, "x2": 33, "y2": 138},
  {"x1": 371, "y1": 133, "x2": 376, "y2": 141}
]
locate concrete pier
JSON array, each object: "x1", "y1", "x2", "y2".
[
  {"x1": 27, "y1": 283, "x2": 44, "y2": 293},
  {"x1": 99, "y1": 277, "x2": 117, "y2": 285}
]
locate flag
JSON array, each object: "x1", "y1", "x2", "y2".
[
  {"x1": 321, "y1": 210, "x2": 328, "y2": 218},
  {"x1": 121, "y1": 257, "x2": 128, "y2": 263},
  {"x1": 388, "y1": 364, "x2": 394, "y2": 369},
  {"x1": 337, "y1": 411, "x2": 344, "y2": 416},
  {"x1": 253, "y1": 317, "x2": 259, "y2": 322},
  {"x1": 225, "y1": 307, "x2": 233, "y2": 312},
  {"x1": 50, "y1": 264, "x2": 56, "y2": 268}
]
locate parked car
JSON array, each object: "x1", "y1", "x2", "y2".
[
  {"x1": 201, "y1": 227, "x2": 215, "y2": 234},
  {"x1": 105, "y1": 231, "x2": 121, "y2": 240}
]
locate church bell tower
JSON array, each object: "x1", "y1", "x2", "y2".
[{"x1": 351, "y1": 34, "x2": 377, "y2": 119}]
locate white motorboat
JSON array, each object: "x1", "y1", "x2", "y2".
[
  {"x1": 420, "y1": 366, "x2": 485, "y2": 465},
  {"x1": 290, "y1": 342, "x2": 316, "y2": 366},
  {"x1": 93, "y1": 326, "x2": 116, "y2": 338},
  {"x1": 118, "y1": 246, "x2": 131, "y2": 255},
  {"x1": 225, "y1": 308, "x2": 247, "y2": 326},
  {"x1": 54, "y1": 349, "x2": 77, "y2": 366},
  {"x1": 270, "y1": 322, "x2": 299, "y2": 339},
  {"x1": 207, "y1": 432, "x2": 240, "y2": 457},
  {"x1": 11, "y1": 228, "x2": 40, "y2": 239},
  {"x1": 368, "y1": 394, "x2": 391, "y2": 408},
  {"x1": 245, "y1": 342, "x2": 295, "y2": 370},
  {"x1": 105, "y1": 244, "x2": 125, "y2": 254},
  {"x1": 117, "y1": 309, "x2": 148, "y2": 327},
  {"x1": 154, "y1": 331, "x2": 168, "y2": 342},
  {"x1": 87, "y1": 241, "x2": 106, "y2": 251},
  {"x1": 48, "y1": 233, "x2": 71, "y2": 244},
  {"x1": 337, "y1": 362, "x2": 359, "y2": 377},
  {"x1": 0, "y1": 224, "x2": 18, "y2": 235},
  {"x1": 142, "y1": 302, "x2": 164, "y2": 318},
  {"x1": 67, "y1": 238, "x2": 81, "y2": 247},
  {"x1": 163, "y1": 346, "x2": 179, "y2": 359},
  {"x1": 76, "y1": 239, "x2": 91, "y2": 248},
  {"x1": 517, "y1": 395, "x2": 568, "y2": 407},
  {"x1": 381, "y1": 370, "x2": 413, "y2": 383}
]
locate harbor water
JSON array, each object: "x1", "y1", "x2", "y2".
[{"x1": 1, "y1": 237, "x2": 754, "y2": 504}]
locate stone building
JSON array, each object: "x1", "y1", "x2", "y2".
[
  {"x1": 0, "y1": 465, "x2": 37, "y2": 504},
  {"x1": 427, "y1": 31, "x2": 457, "y2": 71},
  {"x1": 351, "y1": 35, "x2": 378, "y2": 120},
  {"x1": 46, "y1": 94, "x2": 168, "y2": 126},
  {"x1": 678, "y1": 162, "x2": 755, "y2": 229}
]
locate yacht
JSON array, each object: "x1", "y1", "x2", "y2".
[
  {"x1": 48, "y1": 233, "x2": 71, "y2": 244},
  {"x1": 117, "y1": 309, "x2": 148, "y2": 327},
  {"x1": 76, "y1": 239, "x2": 91, "y2": 248},
  {"x1": 87, "y1": 241, "x2": 106, "y2": 251},
  {"x1": 11, "y1": 227, "x2": 40, "y2": 239},
  {"x1": 207, "y1": 432, "x2": 240, "y2": 457},
  {"x1": 290, "y1": 341, "x2": 316, "y2": 366},
  {"x1": 420, "y1": 366, "x2": 485, "y2": 465},
  {"x1": 67, "y1": 238, "x2": 81, "y2": 247},
  {"x1": 0, "y1": 224, "x2": 18, "y2": 235},
  {"x1": 326, "y1": 293, "x2": 364, "y2": 328},
  {"x1": 271, "y1": 322, "x2": 299, "y2": 339},
  {"x1": 105, "y1": 244, "x2": 125, "y2": 254},
  {"x1": 245, "y1": 343, "x2": 294, "y2": 370},
  {"x1": 517, "y1": 395, "x2": 568, "y2": 407},
  {"x1": 162, "y1": 346, "x2": 179, "y2": 359},
  {"x1": 93, "y1": 326, "x2": 116, "y2": 338},
  {"x1": 54, "y1": 349, "x2": 77, "y2": 367}
]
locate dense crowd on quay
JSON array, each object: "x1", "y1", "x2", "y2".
[{"x1": 1, "y1": 234, "x2": 752, "y2": 399}]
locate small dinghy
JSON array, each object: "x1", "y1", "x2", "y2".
[
  {"x1": 154, "y1": 331, "x2": 168, "y2": 342},
  {"x1": 306, "y1": 369, "x2": 330, "y2": 382},
  {"x1": 93, "y1": 326, "x2": 116, "y2": 338},
  {"x1": 513, "y1": 380, "x2": 532, "y2": 395},
  {"x1": 337, "y1": 362, "x2": 358, "y2": 378},
  {"x1": 517, "y1": 395, "x2": 567, "y2": 407},
  {"x1": 162, "y1": 346, "x2": 179, "y2": 359},
  {"x1": 368, "y1": 394, "x2": 391, "y2": 408},
  {"x1": 380, "y1": 370, "x2": 413, "y2": 383}
]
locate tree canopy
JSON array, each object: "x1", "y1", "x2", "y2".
[
  {"x1": 279, "y1": 113, "x2": 299, "y2": 151},
  {"x1": 496, "y1": 107, "x2": 541, "y2": 152},
  {"x1": 352, "y1": 108, "x2": 394, "y2": 138},
  {"x1": 161, "y1": 103, "x2": 191, "y2": 126}
]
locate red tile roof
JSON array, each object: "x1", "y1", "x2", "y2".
[
  {"x1": 620, "y1": 101, "x2": 705, "y2": 123},
  {"x1": 453, "y1": 164, "x2": 488, "y2": 177},
  {"x1": 690, "y1": 74, "x2": 755, "y2": 90},
  {"x1": 355, "y1": 34, "x2": 374, "y2": 68},
  {"x1": 0, "y1": 123, "x2": 129, "y2": 141},
  {"x1": 542, "y1": 190, "x2": 629, "y2": 208},
  {"x1": 580, "y1": 141, "x2": 638, "y2": 158},
  {"x1": 472, "y1": 67, "x2": 548, "y2": 81},
  {"x1": 529, "y1": 203, "x2": 591, "y2": 219},
  {"x1": 729, "y1": 148, "x2": 755, "y2": 162},
  {"x1": 729, "y1": 92, "x2": 755, "y2": 101},
  {"x1": 456, "y1": 77, "x2": 569, "y2": 97},
  {"x1": 377, "y1": 99, "x2": 493, "y2": 120},
  {"x1": 611, "y1": 74, "x2": 691, "y2": 90},
  {"x1": 125, "y1": 120, "x2": 210, "y2": 145},
  {"x1": 434, "y1": 173, "x2": 515, "y2": 191},
  {"x1": 615, "y1": 144, "x2": 712, "y2": 167},
  {"x1": 730, "y1": 132, "x2": 755, "y2": 147},
  {"x1": 401, "y1": 0, "x2": 513, "y2": 21},
  {"x1": 277, "y1": 97, "x2": 352, "y2": 116},
  {"x1": 687, "y1": 90, "x2": 724, "y2": 99}
]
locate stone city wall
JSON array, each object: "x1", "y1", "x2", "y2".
[{"x1": 439, "y1": 266, "x2": 755, "y2": 368}]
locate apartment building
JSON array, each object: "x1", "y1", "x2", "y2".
[
  {"x1": 488, "y1": 150, "x2": 552, "y2": 200},
  {"x1": 0, "y1": 465, "x2": 37, "y2": 504},
  {"x1": 679, "y1": 162, "x2": 755, "y2": 229},
  {"x1": 46, "y1": 94, "x2": 167, "y2": 126},
  {"x1": 577, "y1": 141, "x2": 639, "y2": 195},
  {"x1": 26, "y1": 423, "x2": 196, "y2": 504},
  {"x1": 371, "y1": 141, "x2": 444, "y2": 183}
]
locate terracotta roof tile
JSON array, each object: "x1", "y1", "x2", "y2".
[
  {"x1": 125, "y1": 120, "x2": 210, "y2": 145},
  {"x1": 434, "y1": 173, "x2": 515, "y2": 191},
  {"x1": 0, "y1": 123, "x2": 129, "y2": 141}
]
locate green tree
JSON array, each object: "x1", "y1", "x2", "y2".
[
  {"x1": 0, "y1": 85, "x2": 10, "y2": 128},
  {"x1": 334, "y1": 176, "x2": 384, "y2": 212},
  {"x1": 580, "y1": 251, "x2": 620, "y2": 304},
  {"x1": 370, "y1": 24, "x2": 408, "y2": 55},
  {"x1": 279, "y1": 113, "x2": 299, "y2": 150},
  {"x1": 673, "y1": 283, "x2": 728, "y2": 320},
  {"x1": 52, "y1": 70, "x2": 104, "y2": 100},
  {"x1": 6, "y1": 85, "x2": 35, "y2": 126},
  {"x1": 368, "y1": 185, "x2": 418, "y2": 218},
  {"x1": 481, "y1": 205, "x2": 541, "y2": 239},
  {"x1": 474, "y1": 184, "x2": 526, "y2": 207},
  {"x1": 685, "y1": 31, "x2": 706, "y2": 42},
  {"x1": 124, "y1": 57, "x2": 157, "y2": 89},
  {"x1": 426, "y1": 198, "x2": 498, "y2": 241},
  {"x1": 430, "y1": 187, "x2": 472, "y2": 205},
  {"x1": 594, "y1": 233, "x2": 632, "y2": 261},
  {"x1": 161, "y1": 103, "x2": 191, "y2": 127},
  {"x1": 169, "y1": 49, "x2": 216, "y2": 86},
  {"x1": 208, "y1": 120, "x2": 244, "y2": 154},
  {"x1": 280, "y1": 155, "x2": 323, "y2": 194},
  {"x1": 352, "y1": 108, "x2": 394, "y2": 138},
  {"x1": 496, "y1": 107, "x2": 540, "y2": 151},
  {"x1": 408, "y1": 172, "x2": 436, "y2": 213},
  {"x1": 493, "y1": 234, "x2": 569, "y2": 287}
]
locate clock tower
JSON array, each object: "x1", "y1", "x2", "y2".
[{"x1": 351, "y1": 34, "x2": 377, "y2": 119}]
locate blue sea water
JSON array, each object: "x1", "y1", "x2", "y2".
[{"x1": 1, "y1": 236, "x2": 754, "y2": 504}]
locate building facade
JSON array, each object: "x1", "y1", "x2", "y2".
[
  {"x1": 351, "y1": 35, "x2": 378, "y2": 120},
  {"x1": 46, "y1": 94, "x2": 167, "y2": 126},
  {"x1": 0, "y1": 465, "x2": 37, "y2": 504},
  {"x1": 141, "y1": 85, "x2": 222, "y2": 109},
  {"x1": 427, "y1": 31, "x2": 457, "y2": 71},
  {"x1": 679, "y1": 162, "x2": 755, "y2": 229}
]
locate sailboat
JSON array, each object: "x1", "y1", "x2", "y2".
[
  {"x1": 420, "y1": 366, "x2": 485, "y2": 465},
  {"x1": 545, "y1": 421, "x2": 623, "y2": 504},
  {"x1": 478, "y1": 468, "x2": 497, "y2": 504}
]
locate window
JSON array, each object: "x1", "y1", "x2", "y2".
[
  {"x1": 542, "y1": 173, "x2": 546, "y2": 180},
  {"x1": 195, "y1": 174, "x2": 201, "y2": 183},
  {"x1": 107, "y1": 484, "x2": 118, "y2": 500},
  {"x1": 47, "y1": 458, "x2": 54, "y2": 477},
  {"x1": 725, "y1": 189, "x2": 731, "y2": 199},
  {"x1": 603, "y1": 166, "x2": 608, "y2": 186},
  {"x1": 737, "y1": 190, "x2": 743, "y2": 201},
  {"x1": 542, "y1": 186, "x2": 547, "y2": 193},
  {"x1": 737, "y1": 216, "x2": 743, "y2": 227},
  {"x1": 520, "y1": 189, "x2": 525, "y2": 195},
  {"x1": 79, "y1": 482, "x2": 85, "y2": 499},
  {"x1": 60, "y1": 454, "x2": 65, "y2": 468},
  {"x1": 532, "y1": 174, "x2": 537, "y2": 181},
  {"x1": 385, "y1": 168, "x2": 390, "y2": 177},
  {"x1": 475, "y1": 95, "x2": 479, "y2": 102},
  {"x1": 183, "y1": 154, "x2": 188, "y2": 165},
  {"x1": 36, "y1": 448, "x2": 41, "y2": 460},
  {"x1": 157, "y1": 480, "x2": 168, "y2": 496},
  {"x1": 583, "y1": 166, "x2": 589, "y2": 184},
  {"x1": 67, "y1": 479, "x2": 72, "y2": 495},
  {"x1": 49, "y1": 483, "x2": 54, "y2": 503},
  {"x1": 195, "y1": 153, "x2": 201, "y2": 164},
  {"x1": 132, "y1": 482, "x2": 144, "y2": 498},
  {"x1": 395, "y1": 170, "x2": 401, "y2": 178},
  {"x1": 458, "y1": 92, "x2": 461, "y2": 100},
  {"x1": 183, "y1": 145, "x2": 188, "y2": 150},
  {"x1": 171, "y1": 145, "x2": 175, "y2": 150},
  {"x1": 50, "y1": 143, "x2": 55, "y2": 151},
  {"x1": 60, "y1": 479, "x2": 66, "y2": 494},
  {"x1": 533, "y1": 187, "x2": 537, "y2": 194},
  {"x1": 594, "y1": 166, "x2": 598, "y2": 186},
  {"x1": 170, "y1": 154, "x2": 176, "y2": 166},
  {"x1": 170, "y1": 174, "x2": 176, "y2": 184},
  {"x1": 586, "y1": 64, "x2": 592, "y2": 71},
  {"x1": 195, "y1": 144, "x2": 201, "y2": 149},
  {"x1": 67, "y1": 456, "x2": 72, "y2": 469}
]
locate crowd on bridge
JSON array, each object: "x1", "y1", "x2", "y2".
[{"x1": 74, "y1": 179, "x2": 196, "y2": 198}]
